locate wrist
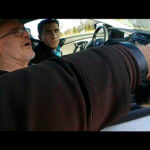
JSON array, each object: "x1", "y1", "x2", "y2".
[
  {"x1": 118, "y1": 42, "x2": 149, "y2": 81},
  {"x1": 136, "y1": 45, "x2": 150, "y2": 80}
]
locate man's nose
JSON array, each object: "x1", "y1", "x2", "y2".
[
  {"x1": 23, "y1": 30, "x2": 30, "y2": 39},
  {"x1": 51, "y1": 32, "x2": 56, "y2": 38}
]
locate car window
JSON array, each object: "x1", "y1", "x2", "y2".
[{"x1": 25, "y1": 19, "x2": 96, "y2": 55}]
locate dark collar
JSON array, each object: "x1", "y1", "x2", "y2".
[
  {"x1": 0, "y1": 70, "x2": 9, "y2": 76},
  {"x1": 38, "y1": 42, "x2": 54, "y2": 52}
]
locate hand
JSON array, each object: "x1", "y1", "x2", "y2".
[
  {"x1": 135, "y1": 81, "x2": 150, "y2": 107},
  {"x1": 136, "y1": 43, "x2": 150, "y2": 81}
]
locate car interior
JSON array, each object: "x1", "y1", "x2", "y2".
[
  {"x1": 21, "y1": 19, "x2": 150, "y2": 130},
  {"x1": 89, "y1": 23, "x2": 150, "y2": 127}
]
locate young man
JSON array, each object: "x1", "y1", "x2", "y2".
[
  {"x1": 0, "y1": 19, "x2": 150, "y2": 131},
  {"x1": 31, "y1": 19, "x2": 61, "y2": 64},
  {"x1": 0, "y1": 19, "x2": 35, "y2": 76}
]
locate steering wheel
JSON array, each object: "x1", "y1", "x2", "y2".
[{"x1": 91, "y1": 25, "x2": 109, "y2": 47}]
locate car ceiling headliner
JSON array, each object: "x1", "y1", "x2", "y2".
[
  {"x1": 18, "y1": 19, "x2": 35, "y2": 24},
  {"x1": 0, "y1": 19, "x2": 35, "y2": 24}
]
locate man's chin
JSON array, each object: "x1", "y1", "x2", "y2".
[
  {"x1": 49, "y1": 43, "x2": 59, "y2": 49},
  {"x1": 50, "y1": 46, "x2": 57, "y2": 49},
  {"x1": 25, "y1": 52, "x2": 35, "y2": 60}
]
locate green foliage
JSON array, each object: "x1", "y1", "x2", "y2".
[
  {"x1": 73, "y1": 26, "x2": 79, "y2": 34},
  {"x1": 63, "y1": 20, "x2": 95, "y2": 36}
]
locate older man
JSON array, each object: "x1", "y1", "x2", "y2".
[
  {"x1": 0, "y1": 19, "x2": 150, "y2": 131},
  {"x1": 0, "y1": 19, "x2": 35, "y2": 75}
]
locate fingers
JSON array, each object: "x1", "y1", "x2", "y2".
[
  {"x1": 135, "y1": 81, "x2": 150, "y2": 107},
  {"x1": 136, "y1": 44, "x2": 150, "y2": 80}
]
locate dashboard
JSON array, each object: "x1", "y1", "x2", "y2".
[
  {"x1": 87, "y1": 26, "x2": 150, "y2": 131},
  {"x1": 94, "y1": 28, "x2": 150, "y2": 47}
]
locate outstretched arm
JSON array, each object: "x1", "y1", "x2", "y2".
[{"x1": 0, "y1": 44, "x2": 143, "y2": 131}]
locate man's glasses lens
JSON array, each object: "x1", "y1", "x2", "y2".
[
  {"x1": 15, "y1": 28, "x2": 31, "y2": 36},
  {"x1": 25, "y1": 28, "x2": 31, "y2": 35},
  {"x1": 0, "y1": 27, "x2": 31, "y2": 39}
]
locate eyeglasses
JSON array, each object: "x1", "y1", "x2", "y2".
[{"x1": 0, "y1": 27, "x2": 31, "y2": 39}]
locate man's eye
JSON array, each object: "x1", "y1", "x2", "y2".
[
  {"x1": 55, "y1": 29, "x2": 59, "y2": 33},
  {"x1": 46, "y1": 31, "x2": 51, "y2": 34},
  {"x1": 11, "y1": 28, "x2": 18, "y2": 33}
]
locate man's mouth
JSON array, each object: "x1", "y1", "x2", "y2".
[
  {"x1": 50, "y1": 41, "x2": 59, "y2": 45},
  {"x1": 24, "y1": 41, "x2": 31, "y2": 47}
]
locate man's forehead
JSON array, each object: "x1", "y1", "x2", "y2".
[
  {"x1": 0, "y1": 19, "x2": 23, "y2": 31},
  {"x1": 43, "y1": 22, "x2": 59, "y2": 30}
]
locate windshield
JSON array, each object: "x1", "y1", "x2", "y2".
[
  {"x1": 25, "y1": 19, "x2": 150, "y2": 40},
  {"x1": 118, "y1": 19, "x2": 150, "y2": 30},
  {"x1": 94, "y1": 19, "x2": 150, "y2": 30},
  {"x1": 92, "y1": 19, "x2": 150, "y2": 31},
  {"x1": 25, "y1": 19, "x2": 96, "y2": 39}
]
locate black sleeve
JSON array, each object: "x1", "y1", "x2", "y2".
[{"x1": 0, "y1": 44, "x2": 141, "y2": 131}]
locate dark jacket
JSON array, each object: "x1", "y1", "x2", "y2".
[
  {"x1": 0, "y1": 44, "x2": 141, "y2": 131},
  {"x1": 0, "y1": 70, "x2": 8, "y2": 76},
  {"x1": 31, "y1": 42, "x2": 58, "y2": 64}
]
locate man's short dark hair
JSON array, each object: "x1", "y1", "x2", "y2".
[{"x1": 38, "y1": 19, "x2": 59, "y2": 35}]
